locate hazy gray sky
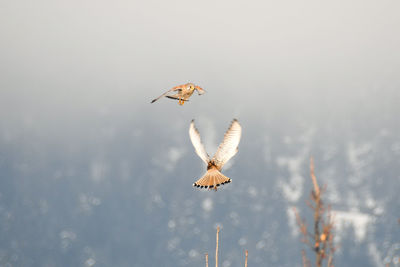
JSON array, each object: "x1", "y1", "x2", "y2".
[
  {"x1": 1, "y1": 0, "x2": 399, "y2": 116},
  {"x1": 1, "y1": 0, "x2": 399, "y2": 177}
]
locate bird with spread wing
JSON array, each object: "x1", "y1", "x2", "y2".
[
  {"x1": 151, "y1": 83, "x2": 206, "y2": 105},
  {"x1": 189, "y1": 119, "x2": 242, "y2": 191}
]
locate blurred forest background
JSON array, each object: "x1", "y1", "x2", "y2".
[{"x1": 1, "y1": 0, "x2": 400, "y2": 266}]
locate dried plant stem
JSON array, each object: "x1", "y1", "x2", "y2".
[
  {"x1": 245, "y1": 250, "x2": 248, "y2": 267},
  {"x1": 310, "y1": 157, "x2": 320, "y2": 196},
  {"x1": 205, "y1": 253, "x2": 209, "y2": 267},
  {"x1": 327, "y1": 253, "x2": 333, "y2": 267},
  {"x1": 295, "y1": 158, "x2": 335, "y2": 267},
  {"x1": 216, "y1": 226, "x2": 220, "y2": 267},
  {"x1": 314, "y1": 199, "x2": 322, "y2": 266}
]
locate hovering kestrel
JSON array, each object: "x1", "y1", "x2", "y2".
[
  {"x1": 151, "y1": 83, "x2": 206, "y2": 105},
  {"x1": 189, "y1": 119, "x2": 242, "y2": 191}
]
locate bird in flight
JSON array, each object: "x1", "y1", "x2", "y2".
[
  {"x1": 189, "y1": 119, "x2": 242, "y2": 191},
  {"x1": 151, "y1": 83, "x2": 206, "y2": 105}
]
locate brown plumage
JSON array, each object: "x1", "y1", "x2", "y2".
[{"x1": 151, "y1": 83, "x2": 206, "y2": 105}]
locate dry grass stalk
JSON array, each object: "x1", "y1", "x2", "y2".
[
  {"x1": 216, "y1": 226, "x2": 220, "y2": 267},
  {"x1": 310, "y1": 157, "x2": 320, "y2": 197},
  {"x1": 294, "y1": 157, "x2": 335, "y2": 267},
  {"x1": 204, "y1": 227, "x2": 249, "y2": 267}
]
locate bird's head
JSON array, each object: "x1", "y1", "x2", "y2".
[
  {"x1": 185, "y1": 83, "x2": 196, "y2": 92},
  {"x1": 188, "y1": 83, "x2": 206, "y2": 95}
]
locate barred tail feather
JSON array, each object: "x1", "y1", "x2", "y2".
[{"x1": 193, "y1": 169, "x2": 231, "y2": 190}]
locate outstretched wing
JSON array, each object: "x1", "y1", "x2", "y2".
[
  {"x1": 212, "y1": 119, "x2": 242, "y2": 168},
  {"x1": 189, "y1": 120, "x2": 210, "y2": 164},
  {"x1": 194, "y1": 85, "x2": 206, "y2": 95},
  {"x1": 166, "y1": 93, "x2": 189, "y2": 101},
  {"x1": 150, "y1": 86, "x2": 182, "y2": 103}
]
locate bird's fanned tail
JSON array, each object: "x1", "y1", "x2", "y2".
[{"x1": 193, "y1": 168, "x2": 231, "y2": 191}]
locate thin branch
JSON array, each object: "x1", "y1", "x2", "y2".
[
  {"x1": 327, "y1": 253, "x2": 334, "y2": 267},
  {"x1": 293, "y1": 207, "x2": 312, "y2": 246},
  {"x1": 295, "y1": 158, "x2": 335, "y2": 267},
  {"x1": 310, "y1": 157, "x2": 320, "y2": 197},
  {"x1": 245, "y1": 250, "x2": 248, "y2": 267},
  {"x1": 293, "y1": 208, "x2": 307, "y2": 235},
  {"x1": 306, "y1": 200, "x2": 316, "y2": 211},
  {"x1": 216, "y1": 226, "x2": 220, "y2": 267},
  {"x1": 205, "y1": 253, "x2": 209, "y2": 267}
]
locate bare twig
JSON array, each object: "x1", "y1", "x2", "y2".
[
  {"x1": 245, "y1": 250, "x2": 248, "y2": 267},
  {"x1": 216, "y1": 226, "x2": 220, "y2": 267},
  {"x1": 295, "y1": 157, "x2": 335, "y2": 267},
  {"x1": 327, "y1": 253, "x2": 334, "y2": 267},
  {"x1": 293, "y1": 207, "x2": 311, "y2": 245},
  {"x1": 310, "y1": 157, "x2": 320, "y2": 196},
  {"x1": 205, "y1": 253, "x2": 209, "y2": 267}
]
